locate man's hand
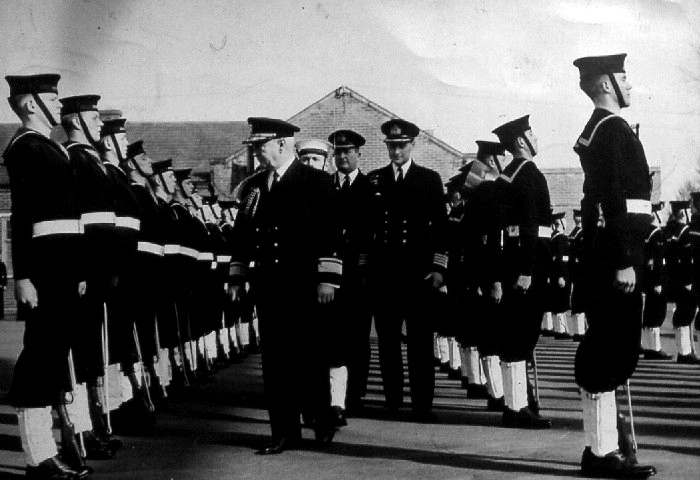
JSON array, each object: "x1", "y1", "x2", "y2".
[
  {"x1": 318, "y1": 284, "x2": 335, "y2": 304},
  {"x1": 557, "y1": 277, "x2": 566, "y2": 288},
  {"x1": 16, "y1": 279, "x2": 38, "y2": 308},
  {"x1": 654, "y1": 285, "x2": 662, "y2": 295},
  {"x1": 424, "y1": 271, "x2": 444, "y2": 289},
  {"x1": 228, "y1": 284, "x2": 241, "y2": 303},
  {"x1": 684, "y1": 284, "x2": 692, "y2": 291},
  {"x1": 78, "y1": 281, "x2": 87, "y2": 297},
  {"x1": 614, "y1": 267, "x2": 635, "y2": 294},
  {"x1": 515, "y1": 275, "x2": 532, "y2": 292},
  {"x1": 490, "y1": 282, "x2": 502, "y2": 303}
]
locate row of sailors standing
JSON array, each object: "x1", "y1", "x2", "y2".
[
  {"x1": 641, "y1": 198, "x2": 700, "y2": 364},
  {"x1": 2, "y1": 75, "x2": 256, "y2": 480}
]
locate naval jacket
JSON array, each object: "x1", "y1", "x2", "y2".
[
  {"x1": 575, "y1": 108, "x2": 652, "y2": 270},
  {"x1": 3, "y1": 128, "x2": 84, "y2": 282}
]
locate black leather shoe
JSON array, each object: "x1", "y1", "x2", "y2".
[
  {"x1": 255, "y1": 436, "x2": 299, "y2": 455},
  {"x1": 439, "y1": 361, "x2": 450, "y2": 373},
  {"x1": 487, "y1": 395, "x2": 506, "y2": 412},
  {"x1": 460, "y1": 377, "x2": 469, "y2": 389},
  {"x1": 677, "y1": 353, "x2": 700, "y2": 364},
  {"x1": 466, "y1": 383, "x2": 490, "y2": 399},
  {"x1": 643, "y1": 349, "x2": 672, "y2": 360},
  {"x1": 502, "y1": 406, "x2": 552, "y2": 429},
  {"x1": 580, "y1": 447, "x2": 657, "y2": 478},
  {"x1": 81, "y1": 432, "x2": 115, "y2": 460},
  {"x1": 314, "y1": 425, "x2": 336, "y2": 449},
  {"x1": 448, "y1": 368, "x2": 462, "y2": 380},
  {"x1": 26, "y1": 456, "x2": 91, "y2": 479},
  {"x1": 331, "y1": 406, "x2": 348, "y2": 427},
  {"x1": 541, "y1": 329, "x2": 555, "y2": 337},
  {"x1": 572, "y1": 334, "x2": 586, "y2": 342}
]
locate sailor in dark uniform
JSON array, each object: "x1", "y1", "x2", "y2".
[
  {"x1": 572, "y1": 53, "x2": 657, "y2": 478},
  {"x1": 689, "y1": 192, "x2": 700, "y2": 356},
  {"x1": 149, "y1": 159, "x2": 189, "y2": 389},
  {"x1": 121, "y1": 141, "x2": 172, "y2": 399},
  {"x1": 441, "y1": 174, "x2": 468, "y2": 383},
  {"x1": 664, "y1": 200, "x2": 700, "y2": 364},
  {"x1": 640, "y1": 202, "x2": 671, "y2": 360},
  {"x1": 99, "y1": 118, "x2": 158, "y2": 432},
  {"x1": 569, "y1": 209, "x2": 588, "y2": 340},
  {"x1": 3, "y1": 73, "x2": 92, "y2": 479},
  {"x1": 463, "y1": 140, "x2": 507, "y2": 412},
  {"x1": 168, "y1": 167, "x2": 203, "y2": 378},
  {"x1": 229, "y1": 117, "x2": 342, "y2": 454},
  {"x1": 60, "y1": 94, "x2": 120, "y2": 460},
  {"x1": 550, "y1": 211, "x2": 572, "y2": 339},
  {"x1": 327, "y1": 129, "x2": 373, "y2": 422},
  {"x1": 491, "y1": 115, "x2": 553, "y2": 429},
  {"x1": 366, "y1": 118, "x2": 448, "y2": 422}
]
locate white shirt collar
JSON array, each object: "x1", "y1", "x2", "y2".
[
  {"x1": 268, "y1": 156, "x2": 295, "y2": 187},
  {"x1": 393, "y1": 159, "x2": 413, "y2": 179},
  {"x1": 337, "y1": 168, "x2": 359, "y2": 186}
]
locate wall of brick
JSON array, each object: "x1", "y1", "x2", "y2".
[{"x1": 286, "y1": 87, "x2": 464, "y2": 182}]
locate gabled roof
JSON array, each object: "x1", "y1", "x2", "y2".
[{"x1": 289, "y1": 86, "x2": 463, "y2": 157}]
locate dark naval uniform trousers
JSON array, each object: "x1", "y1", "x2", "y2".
[
  {"x1": 4, "y1": 129, "x2": 84, "y2": 408},
  {"x1": 230, "y1": 160, "x2": 342, "y2": 441},
  {"x1": 641, "y1": 225, "x2": 667, "y2": 330},
  {"x1": 367, "y1": 162, "x2": 447, "y2": 413}
]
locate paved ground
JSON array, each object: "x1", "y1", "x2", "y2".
[{"x1": 0, "y1": 316, "x2": 698, "y2": 479}]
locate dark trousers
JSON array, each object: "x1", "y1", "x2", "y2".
[
  {"x1": 499, "y1": 278, "x2": 546, "y2": 363},
  {"x1": 642, "y1": 289, "x2": 667, "y2": 329},
  {"x1": 72, "y1": 281, "x2": 110, "y2": 384},
  {"x1": 575, "y1": 268, "x2": 642, "y2": 394},
  {"x1": 478, "y1": 293, "x2": 504, "y2": 357},
  {"x1": 254, "y1": 276, "x2": 330, "y2": 441},
  {"x1": 327, "y1": 281, "x2": 373, "y2": 401},
  {"x1": 671, "y1": 287, "x2": 697, "y2": 328},
  {"x1": 372, "y1": 278, "x2": 435, "y2": 413},
  {"x1": 8, "y1": 279, "x2": 79, "y2": 407}
]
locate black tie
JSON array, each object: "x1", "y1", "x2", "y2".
[
  {"x1": 342, "y1": 175, "x2": 351, "y2": 191},
  {"x1": 396, "y1": 167, "x2": 404, "y2": 183},
  {"x1": 271, "y1": 171, "x2": 279, "y2": 189}
]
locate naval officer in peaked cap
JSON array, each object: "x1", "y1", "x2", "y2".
[
  {"x1": 229, "y1": 117, "x2": 343, "y2": 453},
  {"x1": 366, "y1": 118, "x2": 448, "y2": 422}
]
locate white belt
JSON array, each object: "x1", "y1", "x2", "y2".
[
  {"x1": 626, "y1": 199, "x2": 651, "y2": 215},
  {"x1": 137, "y1": 241, "x2": 164, "y2": 256},
  {"x1": 506, "y1": 225, "x2": 552, "y2": 238},
  {"x1": 198, "y1": 252, "x2": 214, "y2": 261},
  {"x1": 179, "y1": 246, "x2": 199, "y2": 259},
  {"x1": 164, "y1": 244, "x2": 180, "y2": 255},
  {"x1": 80, "y1": 211, "x2": 116, "y2": 226},
  {"x1": 217, "y1": 255, "x2": 232, "y2": 263},
  {"x1": 32, "y1": 219, "x2": 82, "y2": 238},
  {"x1": 115, "y1": 216, "x2": 141, "y2": 231}
]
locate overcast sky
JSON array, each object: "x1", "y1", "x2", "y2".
[{"x1": 1, "y1": 0, "x2": 699, "y2": 197}]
